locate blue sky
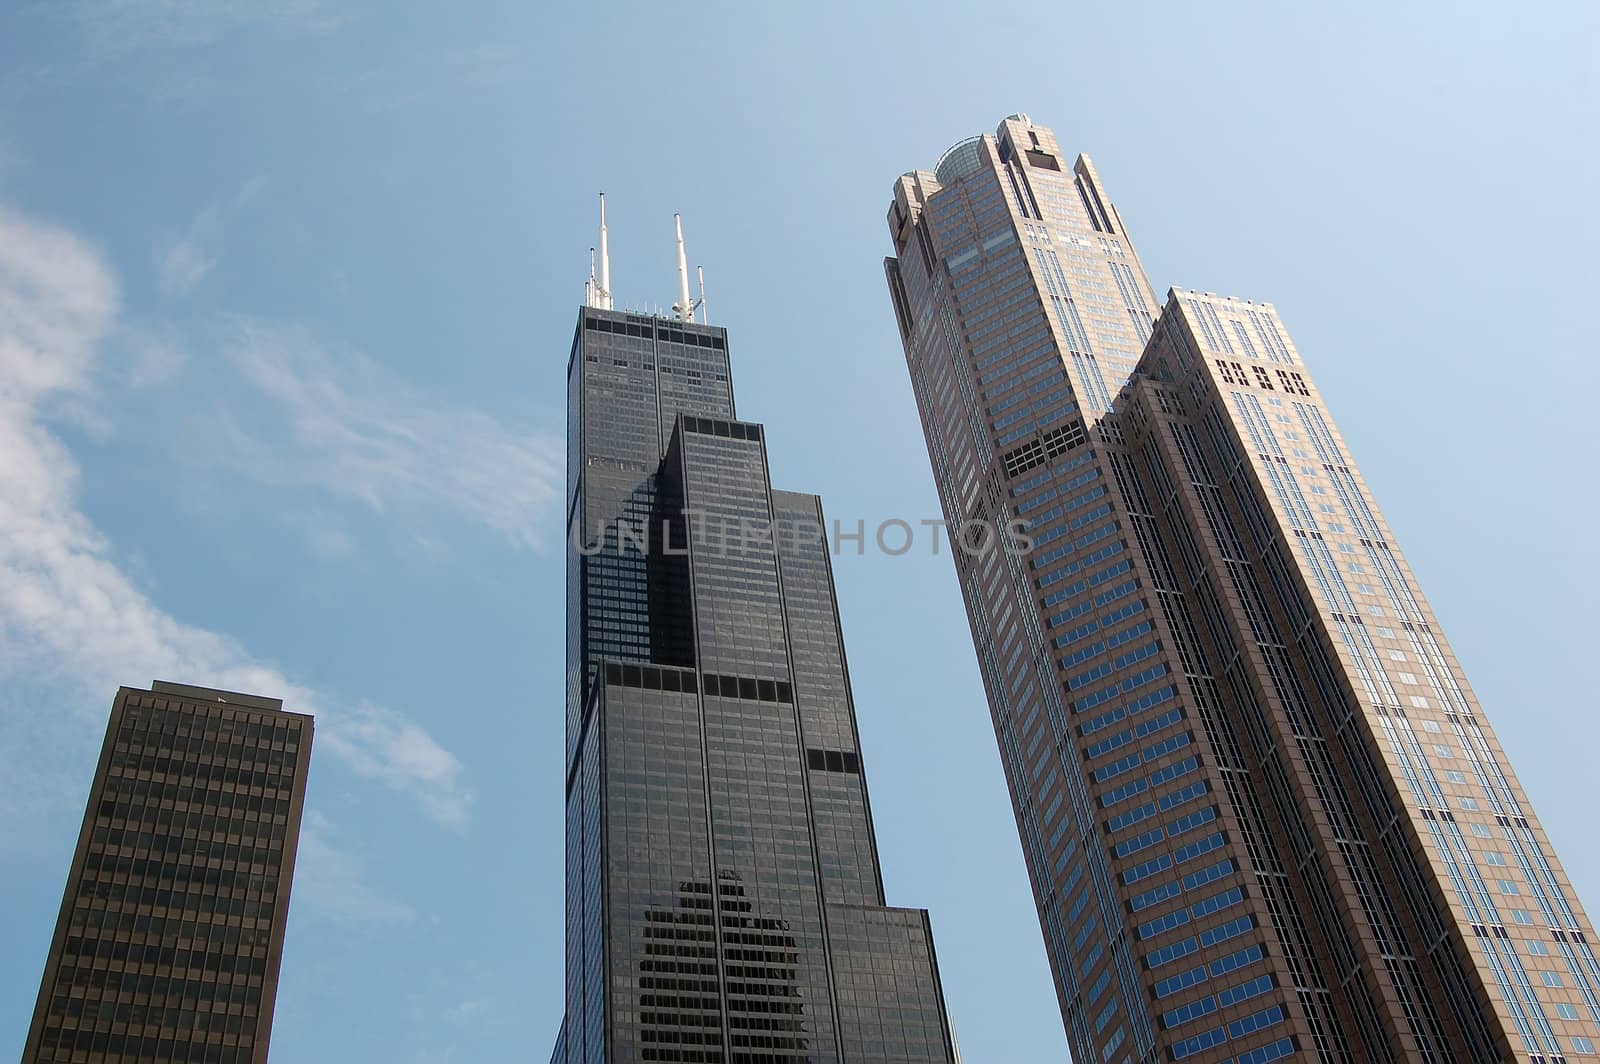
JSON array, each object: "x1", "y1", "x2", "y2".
[{"x1": 1, "y1": 2, "x2": 1596, "y2": 1061}]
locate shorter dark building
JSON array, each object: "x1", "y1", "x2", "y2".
[{"x1": 23, "y1": 681, "x2": 313, "y2": 1064}]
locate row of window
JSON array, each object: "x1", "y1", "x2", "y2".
[
  {"x1": 681, "y1": 416, "x2": 762, "y2": 442},
  {"x1": 107, "y1": 753, "x2": 294, "y2": 792},
  {"x1": 80, "y1": 854, "x2": 279, "y2": 896},
  {"x1": 1147, "y1": 912, "x2": 1256, "y2": 970},
  {"x1": 804, "y1": 748, "x2": 861, "y2": 775},
  {"x1": 121, "y1": 705, "x2": 303, "y2": 746},
  {"x1": 34, "y1": 1029, "x2": 256, "y2": 1063},
  {"x1": 95, "y1": 803, "x2": 288, "y2": 844},
  {"x1": 1002, "y1": 417, "x2": 1087, "y2": 476},
  {"x1": 1163, "y1": 973, "x2": 1275, "y2": 1030},
  {"x1": 70, "y1": 909, "x2": 274, "y2": 948},
  {"x1": 1214, "y1": 359, "x2": 1309, "y2": 397},
  {"x1": 50, "y1": 965, "x2": 264, "y2": 1002},
  {"x1": 90, "y1": 830, "x2": 282, "y2": 869},
  {"x1": 75, "y1": 880, "x2": 279, "y2": 920},
  {"x1": 602, "y1": 663, "x2": 795, "y2": 704},
  {"x1": 58, "y1": 936, "x2": 270, "y2": 974},
  {"x1": 1171, "y1": 1003, "x2": 1286, "y2": 1060},
  {"x1": 115, "y1": 735, "x2": 301, "y2": 766},
  {"x1": 584, "y1": 314, "x2": 727, "y2": 350}
]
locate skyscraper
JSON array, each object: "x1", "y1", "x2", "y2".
[
  {"x1": 23, "y1": 681, "x2": 313, "y2": 1064},
  {"x1": 884, "y1": 115, "x2": 1600, "y2": 1063},
  {"x1": 556, "y1": 202, "x2": 956, "y2": 1064}
]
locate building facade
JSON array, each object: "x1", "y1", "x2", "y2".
[
  {"x1": 556, "y1": 263, "x2": 956, "y2": 1063},
  {"x1": 883, "y1": 114, "x2": 1600, "y2": 1063},
  {"x1": 23, "y1": 681, "x2": 313, "y2": 1064}
]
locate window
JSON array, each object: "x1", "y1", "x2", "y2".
[
  {"x1": 1162, "y1": 993, "x2": 1217, "y2": 1029},
  {"x1": 1235, "y1": 1039, "x2": 1298, "y2": 1064},
  {"x1": 806, "y1": 747, "x2": 861, "y2": 774},
  {"x1": 1154, "y1": 965, "x2": 1208, "y2": 999},
  {"x1": 1209, "y1": 944, "x2": 1264, "y2": 979},
  {"x1": 1574, "y1": 1035, "x2": 1596, "y2": 1054},
  {"x1": 1100, "y1": 1025, "x2": 1126, "y2": 1061},
  {"x1": 1171, "y1": 1025, "x2": 1227, "y2": 1060},
  {"x1": 1541, "y1": 971, "x2": 1564, "y2": 988},
  {"x1": 1555, "y1": 1003, "x2": 1579, "y2": 1021},
  {"x1": 1228, "y1": 1004, "x2": 1286, "y2": 1039},
  {"x1": 1216, "y1": 974, "x2": 1276, "y2": 1009}
]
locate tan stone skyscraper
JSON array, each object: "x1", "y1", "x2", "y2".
[{"x1": 884, "y1": 114, "x2": 1600, "y2": 1063}]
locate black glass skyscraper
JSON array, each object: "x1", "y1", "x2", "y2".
[{"x1": 553, "y1": 222, "x2": 957, "y2": 1064}]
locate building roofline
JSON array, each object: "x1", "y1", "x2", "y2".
[{"x1": 147, "y1": 680, "x2": 290, "y2": 714}]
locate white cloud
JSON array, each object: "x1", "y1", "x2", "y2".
[
  {"x1": 200, "y1": 317, "x2": 563, "y2": 549},
  {"x1": 316, "y1": 705, "x2": 469, "y2": 827},
  {"x1": 0, "y1": 204, "x2": 470, "y2": 829}
]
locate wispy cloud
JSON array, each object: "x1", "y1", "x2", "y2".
[
  {"x1": 0, "y1": 203, "x2": 470, "y2": 830},
  {"x1": 118, "y1": 321, "x2": 189, "y2": 389},
  {"x1": 196, "y1": 317, "x2": 563, "y2": 549},
  {"x1": 446, "y1": 998, "x2": 490, "y2": 1025},
  {"x1": 293, "y1": 812, "x2": 415, "y2": 925},
  {"x1": 154, "y1": 176, "x2": 267, "y2": 297},
  {"x1": 284, "y1": 509, "x2": 355, "y2": 560},
  {"x1": 154, "y1": 212, "x2": 218, "y2": 295},
  {"x1": 316, "y1": 705, "x2": 468, "y2": 827}
]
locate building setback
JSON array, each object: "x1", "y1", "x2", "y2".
[
  {"x1": 883, "y1": 114, "x2": 1600, "y2": 1063},
  {"x1": 555, "y1": 213, "x2": 957, "y2": 1064},
  {"x1": 23, "y1": 681, "x2": 312, "y2": 1064}
]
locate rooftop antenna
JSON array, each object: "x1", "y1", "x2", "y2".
[
  {"x1": 598, "y1": 193, "x2": 612, "y2": 309},
  {"x1": 697, "y1": 265, "x2": 707, "y2": 324},
  {"x1": 671, "y1": 213, "x2": 702, "y2": 323},
  {"x1": 586, "y1": 193, "x2": 613, "y2": 310}
]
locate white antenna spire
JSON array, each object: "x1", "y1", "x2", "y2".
[
  {"x1": 597, "y1": 193, "x2": 612, "y2": 309},
  {"x1": 697, "y1": 265, "x2": 707, "y2": 324},
  {"x1": 585, "y1": 194, "x2": 613, "y2": 310},
  {"x1": 671, "y1": 212, "x2": 699, "y2": 323}
]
